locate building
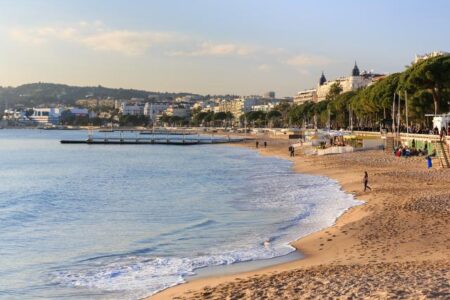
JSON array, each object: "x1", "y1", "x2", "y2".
[
  {"x1": 293, "y1": 63, "x2": 383, "y2": 103},
  {"x1": 263, "y1": 91, "x2": 276, "y2": 99},
  {"x1": 414, "y1": 51, "x2": 448, "y2": 64},
  {"x1": 75, "y1": 98, "x2": 115, "y2": 109},
  {"x1": 294, "y1": 89, "x2": 317, "y2": 105},
  {"x1": 119, "y1": 102, "x2": 145, "y2": 116},
  {"x1": 230, "y1": 96, "x2": 263, "y2": 118},
  {"x1": 251, "y1": 103, "x2": 275, "y2": 112},
  {"x1": 144, "y1": 102, "x2": 170, "y2": 121},
  {"x1": 193, "y1": 100, "x2": 216, "y2": 111},
  {"x1": 175, "y1": 95, "x2": 201, "y2": 104},
  {"x1": 29, "y1": 108, "x2": 62, "y2": 125},
  {"x1": 3, "y1": 109, "x2": 28, "y2": 121},
  {"x1": 67, "y1": 107, "x2": 89, "y2": 117},
  {"x1": 165, "y1": 104, "x2": 191, "y2": 118},
  {"x1": 316, "y1": 63, "x2": 382, "y2": 101},
  {"x1": 208, "y1": 96, "x2": 264, "y2": 119}
]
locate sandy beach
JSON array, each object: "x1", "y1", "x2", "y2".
[{"x1": 149, "y1": 136, "x2": 450, "y2": 299}]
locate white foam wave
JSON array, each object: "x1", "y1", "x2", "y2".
[{"x1": 53, "y1": 243, "x2": 294, "y2": 299}]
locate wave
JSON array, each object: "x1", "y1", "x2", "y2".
[
  {"x1": 52, "y1": 242, "x2": 295, "y2": 299},
  {"x1": 52, "y1": 191, "x2": 361, "y2": 300}
]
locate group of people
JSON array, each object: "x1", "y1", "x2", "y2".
[
  {"x1": 393, "y1": 146, "x2": 435, "y2": 158},
  {"x1": 393, "y1": 139, "x2": 437, "y2": 158}
]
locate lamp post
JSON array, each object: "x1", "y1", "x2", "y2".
[
  {"x1": 392, "y1": 92, "x2": 396, "y2": 134},
  {"x1": 405, "y1": 90, "x2": 409, "y2": 134}
]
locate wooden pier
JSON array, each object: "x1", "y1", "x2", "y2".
[
  {"x1": 99, "y1": 129, "x2": 196, "y2": 135},
  {"x1": 60, "y1": 137, "x2": 244, "y2": 145}
]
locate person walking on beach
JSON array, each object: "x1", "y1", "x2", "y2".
[
  {"x1": 288, "y1": 146, "x2": 295, "y2": 157},
  {"x1": 264, "y1": 141, "x2": 267, "y2": 148},
  {"x1": 256, "y1": 141, "x2": 259, "y2": 148},
  {"x1": 363, "y1": 171, "x2": 371, "y2": 192}
]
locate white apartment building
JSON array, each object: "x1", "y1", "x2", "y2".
[
  {"x1": 120, "y1": 102, "x2": 145, "y2": 116},
  {"x1": 207, "y1": 96, "x2": 264, "y2": 118},
  {"x1": 144, "y1": 102, "x2": 170, "y2": 121},
  {"x1": 230, "y1": 97, "x2": 263, "y2": 118},
  {"x1": 251, "y1": 103, "x2": 275, "y2": 112}
]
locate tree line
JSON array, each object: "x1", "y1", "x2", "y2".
[{"x1": 286, "y1": 54, "x2": 450, "y2": 132}]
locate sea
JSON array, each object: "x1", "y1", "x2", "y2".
[{"x1": 0, "y1": 129, "x2": 361, "y2": 300}]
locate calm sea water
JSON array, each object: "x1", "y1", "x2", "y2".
[{"x1": 0, "y1": 129, "x2": 360, "y2": 300}]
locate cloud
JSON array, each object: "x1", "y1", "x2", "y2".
[
  {"x1": 81, "y1": 31, "x2": 177, "y2": 55},
  {"x1": 258, "y1": 64, "x2": 271, "y2": 72},
  {"x1": 9, "y1": 22, "x2": 179, "y2": 56},
  {"x1": 10, "y1": 26, "x2": 77, "y2": 44},
  {"x1": 285, "y1": 54, "x2": 332, "y2": 67},
  {"x1": 168, "y1": 41, "x2": 256, "y2": 57},
  {"x1": 9, "y1": 21, "x2": 334, "y2": 72}
]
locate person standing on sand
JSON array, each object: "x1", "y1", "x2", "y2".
[
  {"x1": 256, "y1": 141, "x2": 259, "y2": 148},
  {"x1": 427, "y1": 155, "x2": 433, "y2": 169},
  {"x1": 264, "y1": 141, "x2": 267, "y2": 148},
  {"x1": 363, "y1": 171, "x2": 371, "y2": 192}
]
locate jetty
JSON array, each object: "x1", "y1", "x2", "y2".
[{"x1": 60, "y1": 136, "x2": 244, "y2": 145}]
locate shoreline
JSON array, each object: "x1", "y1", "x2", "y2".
[
  {"x1": 148, "y1": 135, "x2": 450, "y2": 299},
  {"x1": 147, "y1": 137, "x2": 366, "y2": 299},
  {"x1": 145, "y1": 137, "x2": 362, "y2": 298}
]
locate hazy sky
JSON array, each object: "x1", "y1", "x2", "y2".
[{"x1": 0, "y1": 0, "x2": 449, "y2": 96}]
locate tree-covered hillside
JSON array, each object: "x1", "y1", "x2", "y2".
[{"x1": 0, "y1": 82, "x2": 195, "y2": 108}]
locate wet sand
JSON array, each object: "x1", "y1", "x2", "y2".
[{"x1": 148, "y1": 136, "x2": 450, "y2": 299}]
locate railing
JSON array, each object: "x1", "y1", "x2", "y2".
[
  {"x1": 352, "y1": 131, "x2": 442, "y2": 141},
  {"x1": 399, "y1": 133, "x2": 441, "y2": 142},
  {"x1": 352, "y1": 131, "x2": 381, "y2": 137},
  {"x1": 317, "y1": 146, "x2": 354, "y2": 156}
]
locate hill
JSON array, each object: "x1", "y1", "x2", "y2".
[{"x1": 0, "y1": 82, "x2": 197, "y2": 108}]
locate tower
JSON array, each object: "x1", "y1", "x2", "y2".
[
  {"x1": 352, "y1": 62, "x2": 360, "y2": 76},
  {"x1": 319, "y1": 72, "x2": 327, "y2": 86}
]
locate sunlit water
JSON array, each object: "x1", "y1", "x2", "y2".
[{"x1": 0, "y1": 129, "x2": 361, "y2": 299}]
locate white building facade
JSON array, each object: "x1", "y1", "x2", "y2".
[
  {"x1": 29, "y1": 108, "x2": 62, "y2": 125},
  {"x1": 120, "y1": 102, "x2": 145, "y2": 116},
  {"x1": 251, "y1": 103, "x2": 275, "y2": 112},
  {"x1": 144, "y1": 102, "x2": 170, "y2": 121},
  {"x1": 294, "y1": 63, "x2": 384, "y2": 103}
]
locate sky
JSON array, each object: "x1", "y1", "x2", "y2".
[{"x1": 0, "y1": 0, "x2": 449, "y2": 97}]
